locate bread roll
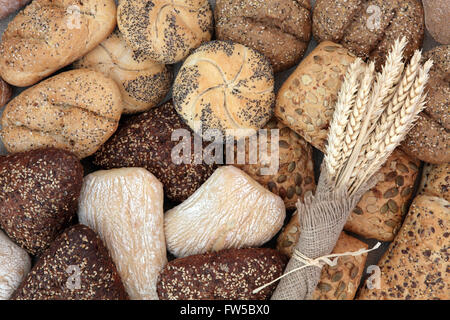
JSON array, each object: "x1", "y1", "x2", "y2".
[
  {"x1": 214, "y1": 0, "x2": 312, "y2": 73},
  {"x1": 0, "y1": 0, "x2": 30, "y2": 19},
  {"x1": 0, "y1": 0, "x2": 117, "y2": 87},
  {"x1": 11, "y1": 225, "x2": 129, "y2": 300},
  {"x1": 157, "y1": 248, "x2": 288, "y2": 300},
  {"x1": 165, "y1": 166, "x2": 286, "y2": 258},
  {"x1": 0, "y1": 77, "x2": 11, "y2": 108},
  {"x1": 419, "y1": 163, "x2": 450, "y2": 202},
  {"x1": 313, "y1": 0, "x2": 424, "y2": 70},
  {"x1": 173, "y1": 41, "x2": 275, "y2": 141},
  {"x1": 275, "y1": 41, "x2": 357, "y2": 151},
  {"x1": 358, "y1": 195, "x2": 450, "y2": 300},
  {"x1": 345, "y1": 149, "x2": 420, "y2": 241},
  {"x1": 423, "y1": 0, "x2": 450, "y2": 45},
  {"x1": 1, "y1": 69, "x2": 123, "y2": 159},
  {"x1": 93, "y1": 101, "x2": 216, "y2": 202},
  {"x1": 0, "y1": 148, "x2": 83, "y2": 256},
  {"x1": 78, "y1": 168, "x2": 167, "y2": 300},
  {"x1": 74, "y1": 30, "x2": 173, "y2": 114},
  {"x1": 401, "y1": 45, "x2": 450, "y2": 164},
  {"x1": 233, "y1": 117, "x2": 316, "y2": 210},
  {"x1": 117, "y1": 0, "x2": 213, "y2": 64},
  {"x1": 0, "y1": 230, "x2": 31, "y2": 300}
]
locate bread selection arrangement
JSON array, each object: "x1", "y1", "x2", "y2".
[
  {"x1": 0, "y1": 0, "x2": 448, "y2": 302},
  {"x1": 0, "y1": 0, "x2": 117, "y2": 87}
]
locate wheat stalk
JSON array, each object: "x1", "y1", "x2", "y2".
[{"x1": 325, "y1": 58, "x2": 363, "y2": 180}]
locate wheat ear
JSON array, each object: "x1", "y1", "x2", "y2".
[
  {"x1": 325, "y1": 58, "x2": 363, "y2": 180},
  {"x1": 350, "y1": 60, "x2": 432, "y2": 193}
]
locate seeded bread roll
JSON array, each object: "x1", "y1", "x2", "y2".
[
  {"x1": 233, "y1": 117, "x2": 316, "y2": 210},
  {"x1": 345, "y1": 149, "x2": 420, "y2": 241},
  {"x1": 12, "y1": 225, "x2": 129, "y2": 300},
  {"x1": 74, "y1": 30, "x2": 172, "y2": 115},
  {"x1": 358, "y1": 195, "x2": 450, "y2": 300},
  {"x1": 0, "y1": 230, "x2": 31, "y2": 300},
  {"x1": 276, "y1": 218, "x2": 368, "y2": 300},
  {"x1": 419, "y1": 163, "x2": 450, "y2": 202},
  {"x1": 0, "y1": 77, "x2": 11, "y2": 108},
  {"x1": 401, "y1": 45, "x2": 450, "y2": 164},
  {"x1": 1, "y1": 69, "x2": 123, "y2": 159},
  {"x1": 94, "y1": 101, "x2": 216, "y2": 202},
  {"x1": 165, "y1": 166, "x2": 286, "y2": 258},
  {"x1": 174, "y1": 41, "x2": 275, "y2": 141},
  {"x1": 214, "y1": 0, "x2": 312, "y2": 73},
  {"x1": 117, "y1": 0, "x2": 213, "y2": 64},
  {"x1": 423, "y1": 0, "x2": 450, "y2": 45},
  {"x1": 312, "y1": 0, "x2": 424, "y2": 70},
  {"x1": 0, "y1": 148, "x2": 83, "y2": 256},
  {"x1": 275, "y1": 41, "x2": 357, "y2": 151},
  {"x1": 0, "y1": 0, "x2": 117, "y2": 87},
  {"x1": 157, "y1": 248, "x2": 288, "y2": 300}
]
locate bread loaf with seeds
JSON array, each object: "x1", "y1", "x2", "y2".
[
  {"x1": 157, "y1": 248, "x2": 288, "y2": 300},
  {"x1": 214, "y1": 0, "x2": 312, "y2": 73},
  {"x1": 275, "y1": 41, "x2": 357, "y2": 151},
  {"x1": 0, "y1": 0, "x2": 117, "y2": 87},
  {"x1": 276, "y1": 220, "x2": 368, "y2": 300},
  {"x1": 344, "y1": 148, "x2": 421, "y2": 241},
  {"x1": 358, "y1": 195, "x2": 450, "y2": 300},
  {"x1": 419, "y1": 163, "x2": 450, "y2": 202},
  {"x1": 173, "y1": 40, "x2": 275, "y2": 141},
  {"x1": 93, "y1": 100, "x2": 216, "y2": 202},
  {"x1": 74, "y1": 30, "x2": 172, "y2": 115},
  {"x1": 0, "y1": 148, "x2": 83, "y2": 255},
  {"x1": 117, "y1": 0, "x2": 213, "y2": 64},
  {"x1": 233, "y1": 117, "x2": 316, "y2": 210},
  {"x1": 11, "y1": 225, "x2": 129, "y2": 300},
  {"x1": 312, "y1": 0, "x2": 424, "y2": 70},
  {"x1": 1, "y1": 69, "x2": 123, "y2": 159}
]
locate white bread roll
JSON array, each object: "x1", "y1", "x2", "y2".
[
  {"x1": 0, "y1": 0, "x2": 116, "y2": 87},
  {"x1": 75, "y1": 30, "x2": 173, "y2": 114}
]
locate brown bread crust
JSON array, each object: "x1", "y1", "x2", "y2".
[
  {"x1": 11, "y1": 225, "x2": 129, "y2": 300},
  {"x1": 0, "y1": 148, "x2": 83, "y2": 255},
  {"x1": 157, "y1": 248, "x2": 288, "y2": 300},
  {"x1": 0, "y1": 77, "x2": 11, "y2": 108}
]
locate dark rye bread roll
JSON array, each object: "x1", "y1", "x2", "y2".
[
  {"x1": 11, "y1": 225, "x2": 129, "y2": 300},
  {"x1": 401, "y1": 45, "x2": 450, "y2": 164},
  {"x1": 215, "y1": 0, "x2": 312, "y2": 73},
  {"x1": 0, "y1": 148, "x2": 83, "y2": 256},
  {"x1": 312, "y1": 0, "x2": 424, "y2": 70},
  {"x1": 157, "y1": 248, "x2": 288, "y2": 300},
  {"x1": 94, "y1": 101, "x2": 216, "y2": 202},
  {"x1": 173, "y1": 41, "x2": 275, "y2": 141},
  {"x1": 117, "y1": 0, "x2": 213, "y2": 64}
]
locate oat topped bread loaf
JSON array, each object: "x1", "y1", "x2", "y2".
[
  {"x1": 358, "y1": 195, "x2": 450, "y2": 300},
  {"x1": 275, "y1": 41, "x2": 357, "y2": 151},
  {"x1": 11, "y1": 225, "x2": 129, "y2": 300},
  {"x1": 74, "y1": 30, "x2": 173, "y2": 115},
  {"x1": 165, "y1": 166, "x2": 286, "y2": 258},
  {"x1": 117, "y1": 0, "x2": 213, "y2": 64},
  {"x1": 1, "y1": 69, "x2": 123, "y2": 159},
  {"x1": 401, "y1": 45, "x2": 450, "y2": 164},
  {"x1": 78, "y1": 168, "x2": 167, "y2": 300},
  {"x1": 345, "y1": 148, "x2": 421, "y2": 242},
  {"x1": 0, "y1": 148, "x2": 83, "y2": 256},
  {"x1": 157, "y1": 248, "x2": 288, "y2": 300},
  {"x1": 233, "y1": 117, "x2": 316, "y2": 210},
  {"x1": 0, "y1": 230, "x2": 31, "y2": 300},
  {"x1": 94, "y1": 100, "x2": 216, "y2": 202},
  {"x1": 312, "y1": 0, "x2": 424, "y2": 70},
  {"x1": 0, "y1": 0, "x2": 117, "y2": 87},
  {"x1": 173, "y1": 40, "x2": 275, "y2": 141},
  {"x1": 215, "y1": 0, "x2": 312, "y2": 73}
]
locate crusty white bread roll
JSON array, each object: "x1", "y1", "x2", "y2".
[
  {"x1": 1, "y1": 69, "x2": 123, "y2": 159},
  {"x1": 173, "y1": 41, "x2": 275, "y2": 141},
  {"x1": 74, "y1": 30, "x2": 173, "y2": 114},
  {"x1": 117, "y1": 0, "x2": 213, "y2": 64},
  {"x1": 0, "y1": 0, "x2": 117, "y2": 87},
  {"x1": 0, "y1": 0, "x2": 30, "y2": 19}
]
